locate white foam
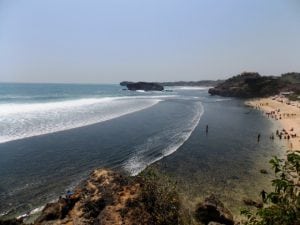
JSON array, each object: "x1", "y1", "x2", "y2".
[
  {"x1": 0, "y1": 96, "x2": 168, "y2": 143},
  {"x1": 16, "y1": 214, "x2": 28, "y2": 219},
  {"x1": 29, "y1": 206, "x2": 45, "y2": 215},
  {"x1": 214, "y1": 98, "x2": 232, "y2": 102},
  {"x1": 124, "y1": 102, "x2": 204, "y2": 175},
  {"x1": 0, "y1": 211, "x2": 9, "y2": 217},
  {"x1": 0, "y1": 97, "x2": 120, "y2": 116}
]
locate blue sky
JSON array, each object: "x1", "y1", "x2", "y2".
[{"x1": 0, "y1": 0, "x2": 300, "y2": 83}]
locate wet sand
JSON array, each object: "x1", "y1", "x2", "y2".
[{"x1": 246, "y1": 96, "x2": 300, "y2": 151}]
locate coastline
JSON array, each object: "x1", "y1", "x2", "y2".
[
  {"x1": 246, "y1": 95, "x2": 300, "y2": 151},
  {"x1": 152, "y1": 97, "x2": 282, "y2": 219},
  {"x1": 1, "y1": 91, "x2": 289, "y2": 223}
]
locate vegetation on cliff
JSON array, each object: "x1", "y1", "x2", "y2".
[
  {"x1": 241, "y1": 151, "x2": 300, "y2": 225},
  {"x1": 120, "y1": 80, "x2": 222, "y2": 89},
  {"x1": 208, "y1": 72, "x2": 300, "y2": 98},
  {"x1": 0, "y1": 167, "x2": 237, "y2": 225},
  {"x1": 159, "y1": 80, "x2": 222, "y2": 87}
]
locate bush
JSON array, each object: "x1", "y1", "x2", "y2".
[
  {"x1": 138, "y1": 168, "x2": 180, "y2": 225},
  {"x1": 241, "y1": 151, "x2": 300, "y2": 225}
]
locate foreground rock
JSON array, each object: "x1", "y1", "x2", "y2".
[
  {"x1": 195, "y1": 195, "x2": 234, "y2": 225},
  {"x1": 120, "y1": 81, "x2": 164, "y2": 91},
  {"x1": 35, "y1": 169, "x2": 149, "y2": 225},
  {"x1": 1, "y1": 169, "x2": 238, "y2": 225},
  {"x1": 243, "y1": 198, "x2": 263, "y2": 208}
]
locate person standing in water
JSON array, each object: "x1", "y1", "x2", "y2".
[
  {"x1": 257, "y1": 133, "x2": 261, "y2": 143},
  {"x1": 206, "y1": 125, "x2": 208, "y2": 135}
]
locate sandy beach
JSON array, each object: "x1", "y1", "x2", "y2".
[{"x1": 246, "y1": 96, "x2": 300, "y2": 151}]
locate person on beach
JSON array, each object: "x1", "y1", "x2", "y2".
[
  {"x1": 66, "y1": 190, "x2": 73, "y2": 199},
  {"x1": 257, "y1": 133, "x2": 261, "y2": 143}
]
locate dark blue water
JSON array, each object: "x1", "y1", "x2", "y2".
[{"x1": 0, "y1": 84, "x2": 282, "y2": 218}]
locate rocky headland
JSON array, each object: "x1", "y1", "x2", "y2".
[
  {"x1": 120, "y1": 82, "x2": 164, "y2": 91},
  {"x1": 159, "y1": 80, "x2": 222, "y2": 87},
  {"x1": 208, "y1": 72, "x2": 300, "y2": 98},
  {"x1": 120, "y1": 79, "x2": 222, "y2": 91},
  {"x1": 1, "y1": 169, "x2": 236, "y2": 225}
]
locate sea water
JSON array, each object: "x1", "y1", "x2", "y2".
[{"x1": 0, "y1": 83, "x2": 283, "y2": 219}]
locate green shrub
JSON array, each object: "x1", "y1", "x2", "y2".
[
  {"x1": 241, "y1": 151, "x2": 300, "y2": 225},
  {"x1": 138, "y1": 168, "x2": 180, "y2": 225}
]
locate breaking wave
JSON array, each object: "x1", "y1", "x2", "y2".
[
  {"x1": 0, "y1": 96, "x2": 167, "y2": 144},
  {"x1": 123, "y1": 101, "x2": 204, "y2": 175}
]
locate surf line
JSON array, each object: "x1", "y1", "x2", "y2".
[
  {"x1": 0, "y1": 98, "x2": 163, "y2": 144},
  {"x1": 126, "y1": 101, "x2": 204, "y2": 176}
]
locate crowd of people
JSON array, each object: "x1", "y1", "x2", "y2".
[{"x1": 251, "y1": 95, "x2": 300, "y2": 150}]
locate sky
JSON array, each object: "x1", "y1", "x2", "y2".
[{"x1": 0, "y1": 0, "x2": 300, "y2": 84}]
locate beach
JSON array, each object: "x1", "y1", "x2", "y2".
[{"x1": 246, "y1": 96, "x2": 300, "y2": 151}]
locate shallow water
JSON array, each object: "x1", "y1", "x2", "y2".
[{"x1": 154, "y1": 97, "x2": 284, "y2": 216}]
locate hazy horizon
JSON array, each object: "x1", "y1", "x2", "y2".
[
  {"x1": 0, "y1": 72, "x2": 294, "y2": 85},
  {"x1": 1, "y1": 0, "x2": 300, "y2": 83}
]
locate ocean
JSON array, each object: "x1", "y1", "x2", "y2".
[{"x1": 0, "y1": 83, "x2": 283, "y2": 219}]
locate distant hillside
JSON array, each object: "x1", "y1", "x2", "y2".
[
  {"x1": 280, "y1": 72, "x2": 300, "y2": 84},
  {"x1": 208, "y1": 72, "x2": 300, "y2": 98},
  {"x1": 120, "y1": 80, "x2": 222, "y2": 88},
  {"x1": 159, "y1": 80, "x2": 222, "y2": 87}
]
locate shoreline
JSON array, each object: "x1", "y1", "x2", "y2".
[
  {"x1": 246, "y1": 95, "x2": 300, "y2": 151},
  {"x1": 1, "y1": 94, "x2": 288, "y2": 223}
]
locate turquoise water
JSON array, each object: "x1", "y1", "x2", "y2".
[{"x1": 0, "y1": 83, "x2": 282, "y2": 219}]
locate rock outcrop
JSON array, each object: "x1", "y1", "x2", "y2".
[
  {"x1": 208, "y1": 72, "x2": 300, "y2": 98},
  {"x1": 119, "y1": 81, "x2": 134, "y2": 86},
  {"x1": 243, "y1": 198, "x2": 263, "y2": 208},
  {"x1": 35, "y1": 169, "x2": 149, "y2": 225},
  {"x1": 208, "y1": 72, "x2": 286, "y2": 98},
  {"x1": 121, "y1": 82, "x2": 164, "y2": 91},
  {"x1": 195, "y1": 195, "x2": 234, "y2": 225},
  {"x1": 120, "y1": 80, "x2": 222, "y2": 89}
]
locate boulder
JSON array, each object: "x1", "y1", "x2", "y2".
[
  {"x1": 195, "y1": 195, "x2": 234, "y2": 225},
  {"x1": 243, "y1": 198, "x2": 263, "y2": 208},
  {"x1": 260, "y1": 169, "x2": 268, "y2": 174}
]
